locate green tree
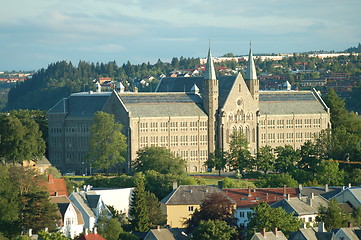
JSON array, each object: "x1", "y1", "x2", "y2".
[
  {"x1": 325, "y1": 88, "x2": 348, "y2": 129},
  {"x1": 0, "y1": 114, "x2": 45, "y2": 163},
  {"x1": 185, "y1": 192, "x2": 236, "y2": 232},
  {"x1": 256, "y1": 145, "x2": 275, "y2": 175},
  {"x1": 247, "y1": 202, "x2": 301, "y2": 238},
  {"x1": 96, "y1": 214, "x2": 123, "y2": 240},
  {"x1": 298, "y1": 141, "x2": 323, "y2": 177},
  {"x1": 191, "y1": 219, "x2": 236, "y2": 240},
  {"x1": 129, "y1": 173, "x2": 150, "y2": 232},
  {"x1": 134, "y1": 146, "x2": 186, "y2": 175},
  {"x1": 37, "y1": 231, "x2": 69, "y2": 240},
  {"x1": 258, "y1": 173, "x2": 298, "y2": 188},
  {"x1": 317, "y1": 199, "x2": 350, "y2": 230},
  {"x1": 275, "y1": 145, "x2": 300, "y2": 173},
  {"x1": 316, "y1": 161, "x2": 345, "y2": 185},
  {"x1": 86, "y1": 111, "x2": 127, "y2": 171},
  {"x1": 205, "y1": 149, "x2": 227, "y2": 176},
  {"x1": 222, "y1": 177, "x2": 256, "y2": 188},
  {"x1": 228, "y1": 132, "x2": 254, "y2": 173},
  {"x1": 145, "y1": 191, "x2": 166, "y2": 228}
]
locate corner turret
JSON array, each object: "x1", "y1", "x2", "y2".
[{"x1": 245, "y1": 47, "x2": 259, "y2": 100}]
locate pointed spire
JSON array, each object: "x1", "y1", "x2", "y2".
[
  {"x1": 204, "y1": 47, "x2": 217, "y2": 80},
  {"x1": 246, "y1": 47, "x2": 257, "y2": 80}
]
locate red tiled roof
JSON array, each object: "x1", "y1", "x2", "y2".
[
  {"x1": 76, "y1": 233, "x2": 106, "y2": 240},
  {"x1": 223, "y1": 187, "x2": 299, "y2": 208},
  {"x1": 41, "y1": 175, "x2": 69, "y2": 197}
]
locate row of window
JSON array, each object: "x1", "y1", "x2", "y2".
[
  {"x1": 139, "y1": 121, "x2": 208, "y2": 132},
  {"x1": 260, "y1": 118, "x2": 322, "y2": 129},
  {"x1": 49, "y1": 124, "x2": 89, "y2": 133},
  {"x1": 260, "y1": 132, "x2": 320, "y2": 144}
]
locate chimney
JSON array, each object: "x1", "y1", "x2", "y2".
[
  {"x1": 307, "y1": 198, "x2": 313, "y2": 207},
  {"x1": 248, "y1": 186, "x2": 252, "y2": 197},
  {"x1": 173, "y1": 181, "x2": 178, "y2": 190},
  {"x1": 298, "y1": 184, "x2": 302, "y2": 191},
  {"x1": 287, "y1": 194, "x2": 291, "y2": 201},
  {"x1": 218, "y1": 180, "x2": 223, "y2": 189},
  {"x1": 283, "y1": 185, "x2": 287, "y2": 196},
  {"x1": 348, "y1": 183, "x2": 352, "y2": 188},
  {"x1": 134, "y1": 87, "x2": 138, "y2": 93},
  {"x1": 318, "y1": 222, "x2": 326, "y2": 232},
  {"x1": 348, "y1": 222, "x2": 353, "y2": 228},
  {"x1": 48, "y1": 174, "x2": 53, "y2": 183},
  {"x1": 28, "y1": 229, "x2": 32, "y2": 236},
  {"x1": 84, "y1": 228, "x2": 89, "y2": 235},
  {"x1": 262, "y1": 228, "x2": 267, "y2": 237},
  {"x1": 157, "y1": 226, "x2": 161, "y2": 231},
  {"x1": 311, "y1": 192, "x2": 314, "y2": 199},
  {"x1": 325, "y1": 184, "x2": 329, "y2": 192},
  {"x1": 93, "y1": 227, "x2": 97, "y2": 234},
  {"x1": 274, "y1": 227, "x2": 278, "y2": 237},
  {"x1": 55, "y1": 192, "x2": 58, "y2": 196}
]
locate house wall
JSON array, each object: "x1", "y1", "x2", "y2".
[
  {"x1": 235, "y1": 208, "x2": 253, "y2": 226},
  {"x1": 62, "y1": 205, "x2": 84, "y2": 238},
  {"x1": 164, "y1": 204, "x2": 199, "y2": 228}
]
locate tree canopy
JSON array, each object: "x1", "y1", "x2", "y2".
[
  {"x1": 86, "y1": 111, "x2": 127, "y2": 171},
  {"x1": 133, "y1": 146, "x2": 186, "y2": 175}
]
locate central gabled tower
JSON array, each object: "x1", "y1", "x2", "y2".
[
  {"x1": 202, "y1": 47, "x2": 218, "y2": 154},
  {"x1": 245, "y1": 47, "x2": 259, "y2": 101}
]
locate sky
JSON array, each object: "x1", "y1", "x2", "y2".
[{"x1": 1, "y1": 0, "x2": 360, "y2": 71}]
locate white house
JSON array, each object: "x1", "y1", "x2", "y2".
[
  {"x1": 51, "y1": 196, "x2": 84, "y2": 238},
  {"x1": 68, "y1": 188, "x2": 112, "y2": 230}
]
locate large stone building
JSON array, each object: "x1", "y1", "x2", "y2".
[{"x1": 47, "y1": 47, "x2": 330, "y2": 174}]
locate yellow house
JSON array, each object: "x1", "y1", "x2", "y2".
[{"x1": 160, "y1": 185, "x2": 231, "y2": 228}]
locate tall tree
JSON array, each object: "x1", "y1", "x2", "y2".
[
  {"x1": 205, "y1": 149, "x2": 227, "y2": 176},
  {"x1": 247, "y1": 202, "x2": 301, "y2": 238},
  {"x1": 256, "y1": 145, "x2": 275, "y2": 175},
  {"x1": 275, "y1": 145, "x2": 300, "y2": 173},
  {"x1": 325, "y1": 88, "x2": 348, "y2": 129},
  {"x1": 134, "y1": 146, "x2": 186, "y2": 175},
  {"x1": 129, "y1": 173, "x2": 150, "y2": 232},
  {"x1": 0, "y1": 113, "x2": 45, "y2": 163},
  {"x1": 86, "y1": 111, "x2": 127, "y2": 171},
  {"x1": 227, "y1": 132, "x2": 254, "y2": 174}
]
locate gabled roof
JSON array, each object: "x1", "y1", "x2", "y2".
[
  {"x1": 145, "y1": 228, "x2": 188, "y2": 240},
  {"x1": 259, "y1": 90, "x2": 328, "y2": 115},
  {"x1": 69, "y1": 192, "x2": 96, "y2": 218},
  {"x1": 118, "y1": 92, "x2": 207, "y2": 118},
  {"x1": 50, "y1": 195, "x2": 84, "y2": 225},
  {"x1": 160, "y1": 185, "x2": 227, "y2": 205},
  {"x1": 332, "y1": 227, "x2": 361, "y2": 240},
  {"x1": 300, "y1": 186, "x2": 342, "y2": 200},
  {"x1": 76, "y1": 233, "x2": 106, "y2": 240},
  {"x1": 271, "y1": 196, "x2": 328, "y2": 216},
  {"x1": 251, "y1": 230, "x2": 287, "y2": 240},
  {"x1": 331, "y1": 187, "x2": 361, "y2": 207},
  {"x1": 289, "y1": 227, "x2": 334, "y2": 240},
  {"x1": 41, "y1": 174, "x2": 69, "y2": 196},
  {"x1": 155, "y1": 75, "x2": 237, "y2": 108},
  {"x1": 47, "y1": 92, "x2": 111, "y2": 118},
  {"x1": 223, "y1": 187, "x2": 299, "y2": 208}
]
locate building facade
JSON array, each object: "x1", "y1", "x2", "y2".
[{"x1": 47, "y1": 47, "x2": 330, "y2": 174}]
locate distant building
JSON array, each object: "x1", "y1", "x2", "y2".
[{"x1": 48, "y1": 46, "x2": 330, "y2": 174}]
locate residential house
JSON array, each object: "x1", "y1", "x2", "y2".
[
  {"x1": 289, "y1": 222, "x2": 334, "y2": 240},
  {"x1": 144, "y1": 227, "x2": 188, "y2": 240},
  {"x1": 68, "y1": 188, "x2": 112, "y2": 230},
  {"x1": 22, "y1": 156, "x2": 52, "y2": 173},
  {"x1": 250, "y1": 228, "x2": 287, "y2": 240},
  {"x1": 92, "y1": 187, "x2": 134, "y2": 217},
  {"x1": 160, "y1": 185, "x2": 233, "y2": 228},
  {"x1": 223, "y1": 186, "x2": 299, "y2": 226},
  {"x1": 75, "y1": 229, "x2": 106, "y2": 240},
  {"x1": 299, "y1": 184, "x2": 343, "y2": 200},
  {"x1": 51, "y1": 196, "x2": 84, "y2": 238},
  {"x1": 331, "y1": 226, "x2": 361, "y2": 240},
  {"x1": 271, "y1": 193, "x2": 329, "y2": 226},
  {"x1": 332, "y1": 187, "x2": 361, "y2": 209}
]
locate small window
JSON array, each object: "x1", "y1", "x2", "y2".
[
  {"x1": 188, "y1": 206, "x2": 194, "y2": 212},
  {"x1": 239, "y1": 212, "x2": 245, "y2": 218}
]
